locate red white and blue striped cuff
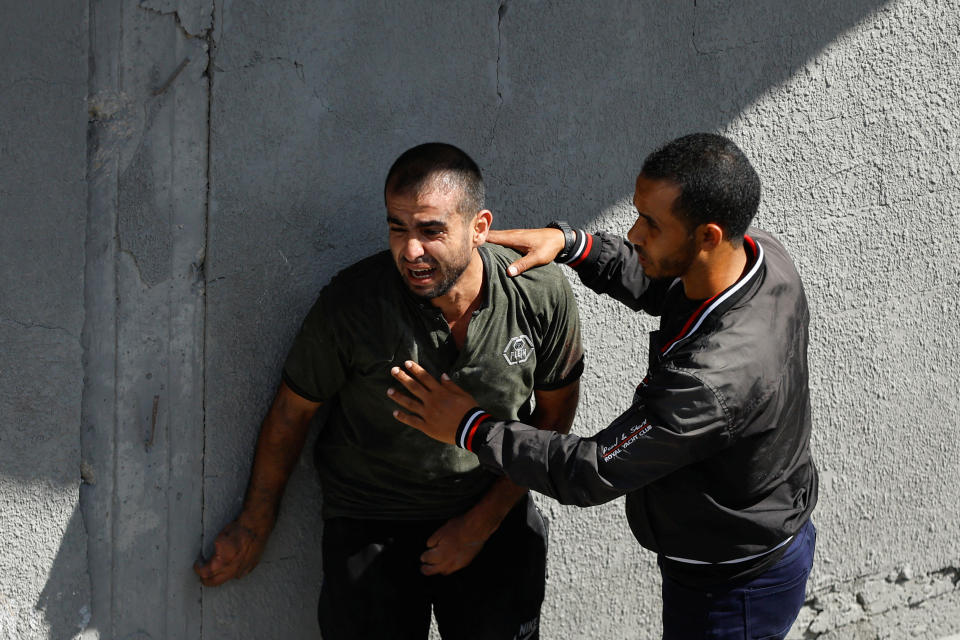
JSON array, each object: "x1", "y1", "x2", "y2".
[
  {"x1": 456, "y1": 408, "x2": 492, "y2": 451},
  {"x1": 557, "y1": 229, "x2": 595, "y2": 267}
]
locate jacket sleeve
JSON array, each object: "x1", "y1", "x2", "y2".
[
  {"x1": 563, "y1": 231, "x2": 673, "y2": 315},
  {"x1": 456, "y1": 367, "x2": 731, "y2": 507}
]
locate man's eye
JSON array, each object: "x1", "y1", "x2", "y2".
[{"x1": 423, "y1": 228, "x2": 442, "y2": 237}]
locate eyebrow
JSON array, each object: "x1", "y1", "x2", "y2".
[
  {"x1": 386, "y1": 216, "x2": 448, "y2": 229},
  {"x1": 635, "y1": 210, "x2": 659, "y2": 228}
]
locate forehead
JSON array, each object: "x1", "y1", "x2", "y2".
[
  {"x1": 386, "y1": 187, "x2": 461, "y2": 220},
  {"x1": 633, "y1": 175, "x2": 683, "y2": 223}
]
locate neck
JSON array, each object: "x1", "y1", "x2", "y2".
[
  {"x1": 431, "y1": 250, "x2": 485, "y2": 322},
  {"x1": 681, "y1": 241, "x2": 748, "y2": 301}
]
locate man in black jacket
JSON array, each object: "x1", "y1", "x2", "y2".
[{"x1": 387, "y1": 133, "x2": 818, "y2": 639}]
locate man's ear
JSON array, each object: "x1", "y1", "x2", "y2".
[
  {"x1": 473, "y1": 209, "x2": 493, "y2": 246},
  {"x1": 699, "y1": 223, "x2": 725, "y2": 251}
]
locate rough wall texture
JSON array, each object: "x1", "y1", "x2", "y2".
[
  {"x1": 0, "y1": 2, "x2": 91, "y2": 638},
  {"x1": 730, "y1": 3, "x2": 960, "y2": 635},
  {"x1": 81, "y1": 1, "x2": 211, "y2": 638},
  {"x1": 1, "y1": 0, "x2": 958, "y2": 639},
  {"x1": 202, "y1": 1, "x2": 960, "y2": 638}
]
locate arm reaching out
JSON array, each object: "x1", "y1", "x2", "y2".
[
  {"x1": 391, "y1": 363, "x2": 580, "y2": 575},
  {"x1": 486, "y1": 227, "x2": 566, "y2": 277},
  {"x1": 194, "y1": 382, "x2": 321, "y2": 586},
  {"x1": 391, "y1": 361, "x2": 728, "y2": 509}
]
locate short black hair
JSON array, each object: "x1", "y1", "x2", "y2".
[
  {"x1": 384, "y1": 143, "x2": 485, "y2": 218},
  {"x1": 641, "y1": 133, "x2": 760, "y2": 241}
]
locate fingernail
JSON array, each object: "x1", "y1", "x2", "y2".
[
  {"x1": 391, "y1": 366, "x2": 399, "y2": 374},
  {"x1": 441, "y1": 373, "x2": 450, "y2": 381},
  {"x1": 387, "y1": 388, "x2": 394, "y2": 396},
  {"x1": 507, "y1": 266, "x2": 517, "y2": 276},
  {"x1": 405, "y1": 360, "x2": 414, "y2": 367}
]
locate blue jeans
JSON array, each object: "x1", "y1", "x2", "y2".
[{"x1": 661, "y1": 520, "x2": 816, "y2": 640}]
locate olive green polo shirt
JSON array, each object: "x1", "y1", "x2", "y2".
[{"x1": 283, "y1": 244, "x2": 584, "y2": 520}]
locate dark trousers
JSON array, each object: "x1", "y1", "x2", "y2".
[
  {"x1": 318, "y1": 494, "x2": 547, "y2": 640},
  {"x1": 661, "y1": 519, "x2": 817, "y2": 640}
]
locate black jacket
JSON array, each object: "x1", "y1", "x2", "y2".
[{"x1": 457, "y1": 228, "x2": 818, "y2": 586}]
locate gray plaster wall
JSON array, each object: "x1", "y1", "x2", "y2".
[
  {"x1": 0, "y1": 1, "x2": 91, "y2": 638},
  {"x1": 1, "y1": 1, "x2": 958, "y2": 639}
]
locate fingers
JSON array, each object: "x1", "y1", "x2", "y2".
[
  {"x1": 421, "y1": 561, "x2": 446, "y2": 576},
  {"x1": 506, "y1": 256, "x2": 532, "y2": 277},
  {"x1": 391, "y1": 407, "x2": 425, "y2": 429},
  {"x1": 389, "y1": 366, "x2": 421, "y2": 396},
  {"x1": 419, "y1": 546, "x2": 451, "y2": 576},
  {"x1": 194, "y1": 552, "x2": 234, "y2": 586},
  {"x1": 193, "y1": 557, "x2": 213, "y2": 579},
  {"x1": 193, "y1": 524, "x2": 256, "y2": 587},
  {"x1": 420, "y1": 547, "x2": 471, "y2": 576},
  {"x1": 386, "y1": 386, "x2": 421, "y2": 413},
  {"x1": 196, "y1": 539, "x2": 237, "y2": 586},
  {"x1": 420, "y1": 546, "x2": 437, "y2": 564},
  {"x1": 402, "y1": 360, "x2": 438, "y2": 388},
  {"x1": 507, "y1": 244, "x2": 562, "y2": 277},
  {"x1": 390, "y1": 360, "x2": 438, "y2": 394}
]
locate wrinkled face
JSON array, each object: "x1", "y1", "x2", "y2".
[
  {"x1": 386, "y1": 187, "x2": 475, "y2": 299},
  {"x1": 627, "y1": 174, "x2": 699, "y2": 280}
]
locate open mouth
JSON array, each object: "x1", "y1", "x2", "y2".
[{"x1": 407, "y1": 266, "x2": 437, "y2": 282}]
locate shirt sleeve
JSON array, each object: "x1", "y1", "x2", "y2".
[
  {"x1": 281, "y1": 289, "x2": 348, "y2": 403},
  {"x1": 533, "y1": 267, "x2": 585, "y2": 390},
  {"x1": 565, "y1": 230, "x2": 674, "y2": 316},
  {"x1": 456, "y1": 367, "x2": 730, "y2": 506}
]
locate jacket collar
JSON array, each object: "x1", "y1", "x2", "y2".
[{"x1": 659, "y1": 234, "x2": 765, "y2": 358}]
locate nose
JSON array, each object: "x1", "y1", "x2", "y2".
[
  {"x1": 403, "y1": 237, "x2": 425, "y2": 262},
  {"x1": 627, "y1": 218, "x2": 644, "y2": 246}
]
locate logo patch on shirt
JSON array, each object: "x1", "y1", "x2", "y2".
[{"x1": 502, "y1": 334, "x2": 534, "y2": 365}]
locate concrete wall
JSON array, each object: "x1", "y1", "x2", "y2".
[
  {"x1": 1, "y1": 1, "x2": 958, "y2": 638},
  {"x1": 0, "y1": 2, "x2": 90, "y2": 638}
]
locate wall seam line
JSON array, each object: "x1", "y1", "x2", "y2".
[{"x1": 198, "y1": 2, "x2": 217, "y2": 638}]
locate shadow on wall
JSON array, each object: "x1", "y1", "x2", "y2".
[
  {"x1": 34, "y1": 508, "x2": 89, "y2": 639},
  {"x1": 479, "y1": 0, "x2": 898, "y2": 234}
]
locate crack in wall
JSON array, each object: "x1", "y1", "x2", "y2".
[
  {"x1": 796, "y1": 565, "x2": 960, "y2": 638},
  {"x1": 486, "y1": 1, "x2": 508, "y2": 153},
  {"x1": 80, "y1": 0, "x2": 121, "y2": 635},
  {"x1": 198, "y1": 3, "x2": 216, "y2": 639},
  {"x1": 138, "y1": 2, "x2": 213, "y2": 40},
  {"x1": 496, "y1": 0, "x2": 506, "y2": 104},
  {"x1": 0, "y1": 316, "x2": 80, "y2": 340},
  {"x1": 221, "y1": 55, "x2": 305, "y2": 81},
  {"x1": 81, "y1": 1, "x2": 215, "y2": 637}
]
